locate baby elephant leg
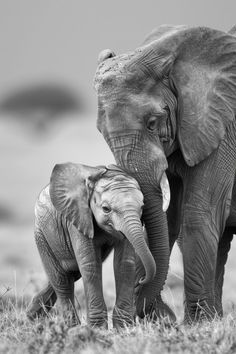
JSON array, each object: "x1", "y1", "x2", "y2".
[
  {"x1": 32, "y1": 229, "x2": 79, "y2": 326},
  {"x1": 27, "y1": 273, "x2": 81, "y2": 320},
  {"x1": 27, "y1": 281, "x2": 57, "y2": 320},
  {"x1": 69, "y1": 228, "x2": 108, "y2": 328},
  {"x1": 113, "y1": 239, "x2": 136, "y2": 329}
]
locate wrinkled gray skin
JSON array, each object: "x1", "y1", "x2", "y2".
[
  {"x1": 27, "y1": 163, "x2": 156, "y2": 329},
  {"x1": 94, "y1": 25, "x2": 236, "y2": 322}
]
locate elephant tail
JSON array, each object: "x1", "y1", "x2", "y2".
[{"x1": 26, "y1": 282, "x2": 57, "y2": 320}]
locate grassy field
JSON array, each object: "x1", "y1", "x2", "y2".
[
  {"x1": 1, "y1": 114, "x2": 236, "y2": 353},
  {"x1": 1, "y1": 298, "x2": 236, "y2": 353}
]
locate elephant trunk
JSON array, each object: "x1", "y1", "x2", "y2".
[
  {"x1": 107, "y1": 132, "x2": 170, "y2": 318},
  {"x1": 120, "y1": 216, "x2": 156, "y2": 285},
  {"x1": 136, "y1": 184, "x2": 170, "y2": 317}
]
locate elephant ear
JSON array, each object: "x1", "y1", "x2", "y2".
[
  {"x1": 228, "y1": 25, "x2": 236, "y2": 36},
  {"x1": 142, "y1": 24, "x2": 188, "y2": 46},
  {"x1": 50, "y1": 162, "x2": 106, "y2": 238},
  {"x1": 136, "y1": 26, "x2": 236, "y2": 166},
  {"x1": 166, "y1": 27, "x2": 236, "y2": 166}
]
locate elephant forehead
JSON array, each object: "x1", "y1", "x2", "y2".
[
  {"x1": 104, "y1": 90, "x2": 164, "y2": 114},
  {"x1": 94, "y1": 175, "x2": 142, "y2": 195},
  {"x1": 102, "y1": 187, "x2": 144, "y2": 207},
  {"x1": 95, "y1": 74, "x2": 146, "y2": 102},
  {"x1": 94, "y1": 52, "x2": 136, "y2": 88},
  {"x1": 94, "y1": 57, "x2": 153, "y2": 98}
]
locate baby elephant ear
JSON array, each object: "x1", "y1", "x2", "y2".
[{"x1": 50, "y1": 163, "x2": 106, "y2": 238}]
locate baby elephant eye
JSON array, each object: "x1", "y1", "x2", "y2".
[{"x1": 102, "y1": 205, "x2": 111, "y2": 214}]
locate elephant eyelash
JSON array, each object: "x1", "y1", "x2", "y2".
[
  {"x1": 163, "y1": 105, "x2": 170, "y2": 115},
  {"x1": 158, "y1": 118, "x2": 172, "y2": 140},
  {"x1": 148, "y1": 111, "x2": 164, "y2": 119}
]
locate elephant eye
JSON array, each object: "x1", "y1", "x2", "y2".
[
  {"x1": 102, "y1": 205, "x2": 111, "y2": 214},
  {"x1": 146, "y1": 116, "x2": 158, "y2": 131}
]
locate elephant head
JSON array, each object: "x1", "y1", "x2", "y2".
[
  {"x1": 49, "y1": 162, "x2": 156, "y2": 284},
  {"x1": 94, "y1": 25, "x2": 236, "y2": 317}
]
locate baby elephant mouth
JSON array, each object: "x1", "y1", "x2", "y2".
[
  {"x1": 105, "y1": 224, "x2": 125, "y2": 241},
  {"x1": 112, "y1": 230, "x2": 125, "y2": 241}
]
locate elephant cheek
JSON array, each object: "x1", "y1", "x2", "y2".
[{"x1": 105, "y1": 132, "x2": 168, "y2": 186}]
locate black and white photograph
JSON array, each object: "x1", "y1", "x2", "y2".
[{"x1": 1, "y1": 1, "x2": 236, "y2": 352}]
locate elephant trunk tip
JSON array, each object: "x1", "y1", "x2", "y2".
[
  {"x1": 139, "y1": 262, "x2": 156, "y2": 285},
  {"x1": 121, "y1": 218, "x2": 157, "y2": 285}
]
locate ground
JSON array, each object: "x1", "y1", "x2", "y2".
[
  {"x1": 1, "y1": 299, "x2": 236, "y2": 353},
  {"x1": 1, "y1": 113, "x2": 236, "y2": 353}
]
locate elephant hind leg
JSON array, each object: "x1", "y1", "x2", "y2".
[
  {"x1": 27, "y1": 270, "x2": 82, "y2": 320},
  {"x1": 27, "y1": 281, "x2": 57, "y2": 320},
  {"x1": 215, "y1": 227, "x2": 234, "y2": 316},
  {"x1": 32, "y1": 229, "x2": 80, "y2": 326}
]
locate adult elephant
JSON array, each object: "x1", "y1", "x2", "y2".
[{"x1": 94, "y1": 25, "x2": 236, "y2": 322}]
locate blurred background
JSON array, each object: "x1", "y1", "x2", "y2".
[{"x1": 1, "y1": 0, "x2": 236, "y2": 318}]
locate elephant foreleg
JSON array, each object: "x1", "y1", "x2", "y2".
[
  {"x1": 113, "y1": 239, "x2": 136, "y2": 329},
  {"x1": 69, "y1": 227, "x2": 107, "y2": 328},
  {"x1": 181, "y1": 143, "x2": 236, "y2": 322},
  {"x1": 182, "y1": 207, "x2": 219, "y2": 322},
  {"x1": 214, "y1": 227, "x2": 234, "y2": 316}
]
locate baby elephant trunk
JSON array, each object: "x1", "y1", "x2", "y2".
[{"x1": 120, "y1": 216, "x2": 156, "y2": 284}]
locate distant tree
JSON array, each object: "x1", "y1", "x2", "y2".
[{"x1": 0, "y1": 83, "x2": 83, "y2": 132}]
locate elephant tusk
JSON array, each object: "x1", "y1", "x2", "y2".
[{"x1": 160, "y1": 172, "x2": 170, "y2": 212}]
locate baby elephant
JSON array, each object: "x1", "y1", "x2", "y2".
[{"x1": 27, "y1": 163, "x2": 156, "y2": 328}]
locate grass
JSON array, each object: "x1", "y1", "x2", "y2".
[{"x1": 1, "y1": 290, "x2": 236, "y2": 354}]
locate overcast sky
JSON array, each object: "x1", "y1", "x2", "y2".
[{"x1": 0, "y1": 0, "x2": 235, "y2": 111}]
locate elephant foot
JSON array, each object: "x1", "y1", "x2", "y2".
[
  {"x1": 87, "y1": 309, "x2": 108, "y2": 329},
  {"x1": 135, "y1": 295, "x2": 176, "y2": 325},
  {"x1": 148, "y1": 297, "x2": 177, "y2": 325},
  {"x1": 112, "y1": 305, "x2": 135, "y2": 330},
  {"x1": 214, "y1": 298, "x2": 224, "y2": 318},
  {"x1": 59, "y1": 309, "x2": 80, "y2": 328},
  {"x1": 27, "y1": 283, "x2": 57, "y2": 320},
  {"x1": 56, "y1": 297, "x2": 81, "y2": 328},
  {"x1": 184, "y1": 299, "x2": 218, "y2": 324}
]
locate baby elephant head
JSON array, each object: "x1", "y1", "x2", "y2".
[{"x1": 50, "y1": 162, "x2": 156, "y2": 284}]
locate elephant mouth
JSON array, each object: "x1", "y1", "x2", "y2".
[
  {"x1": 112, "y1": 230, "x2": 125, "y2": 241},
  {"x1": 104, "y1": 224, "x2": 125, "y2": 240}
]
